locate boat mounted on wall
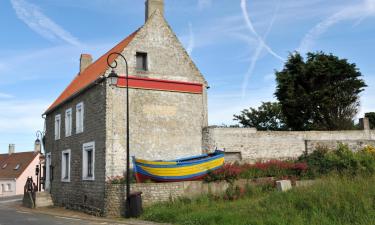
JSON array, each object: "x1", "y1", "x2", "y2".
[{"x1": 132, "y1": 150, "x2": 225, "y2": 182}]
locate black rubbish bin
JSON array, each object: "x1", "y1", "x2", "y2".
[{"x1": 127, "y1": 192, "x2": 143, "y2": 217}]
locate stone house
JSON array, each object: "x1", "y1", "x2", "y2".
[
  {"x1": 43, "y1": 0, "x2": 208, "y2": 214},
  {"x1": 0, "y1": 144, "x2": 42, "y2": 197}
]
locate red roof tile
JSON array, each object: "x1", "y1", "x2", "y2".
[
  {"x1": 45, "y1": 30, "x2": 139, "y2": 114},
  {"x1": 0, "y1": 152, "x2": 39, "y2": 179}
]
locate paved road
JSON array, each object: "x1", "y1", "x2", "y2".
[{"x1": 0, "y1": 199, "x2": 128, "y2": 225}]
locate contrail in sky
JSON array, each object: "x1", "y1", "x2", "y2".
[
  {"x1": 298, "y1": 0, "x2": 375, "y2": 53},
  {"x1": 240, "y1": 0, "x2": 282, "y2": 97}
]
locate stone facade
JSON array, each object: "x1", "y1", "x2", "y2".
[
  {"x1": 44, "y1": 83, "x2": 107, "y2": 215},
  {"x1": 203, "y1": 127, "x2": 375, "y2": 162},
  {"x1": 104, "y1": 11, "x2": 207, "y2": 177},
  {"x1": 43, "y1": 4, "x2": 207, "y2": 215}
]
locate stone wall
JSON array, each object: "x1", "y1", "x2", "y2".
[
  {"x1": 203, "y1": 127, "x2": 375, "y2": 162},
  {"x1": 104, "y1": 181, "x2": 230, "y2": 217},
  {"x1": 104, "y1": 11, "x2": 208, "y2": 178}
]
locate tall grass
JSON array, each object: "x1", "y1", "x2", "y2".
[{"x1": 141, "y1": 175, "x2": 375, "y2": 225}]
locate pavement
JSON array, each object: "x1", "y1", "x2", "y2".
[{"x1": 0, "y1": 196, "x2": 167, "y2": 225}]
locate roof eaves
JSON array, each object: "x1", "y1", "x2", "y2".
[{"x1": 43, "y1": 75, "x2": 105, "y2": 115}]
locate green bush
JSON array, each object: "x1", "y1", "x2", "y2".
[{"x1": 299, "y1": 144, "x2": 375, "y2": 178}]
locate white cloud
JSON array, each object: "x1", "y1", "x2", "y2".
[
  {"x1": 0, "y1": 93, "x2": 14, "y2": 99},
  {"x1": 10, "y1": 0, "x2": 81, "y2": 46},
  {"x1": 0, "y1": 99, "x2": 47, "y2": 134},
  {"x1": 298, "y1": 0, "x2": 375, "y2": 53},
  {"x1": 198, "y1": 0, "x2": 212, "y2": 10},
  {"x1": 0, "y1": 41, "x2": 113, "y2": 85},
  {"x1": 186, "y1": 23, "x2": 195, "y2": 55}
]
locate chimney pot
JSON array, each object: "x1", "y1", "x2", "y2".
[
  {"x1": 145, "y1": 0, "x2": 164, "y2": 22},
  {"x1": 80, "y1": 54, "x2": 93, "y2": 74},
  {"x1": 8, "y1": 144, "x2": 15, "y2": 155}
]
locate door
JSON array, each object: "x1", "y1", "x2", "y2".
[{"x1": 45, "y1": 152, "x2": 51, "y2": 191}]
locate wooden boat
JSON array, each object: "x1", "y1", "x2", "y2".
[{"x1": 132, "y1": 150, "x2": 225, "y2": 182}]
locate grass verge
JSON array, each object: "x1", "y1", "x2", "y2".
[{"x1": 141, "y1": 175, "x2": 375, "y2": 225}]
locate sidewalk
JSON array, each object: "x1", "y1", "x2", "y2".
[{"x1": 13, "y1": 203, "x2": 168, "y2": 225}]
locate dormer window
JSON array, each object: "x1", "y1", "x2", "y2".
[
  {"x1": 2, "y1": 163, "x2": 7, "y2": 169},
  {"x1": 14, "y1": 164, "x2": 20, "y2": 170},
  {"x1": 136, "y1": 52, "x2": 148, "y2": 71}
]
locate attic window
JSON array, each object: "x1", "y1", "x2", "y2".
[
  {"x1": 14, "y1": 164, "x2": 20, "y2": 170},
  {"x1": 2, "y1": 163, "x2": 7, "y2": 169},
  {"x1": 136, "y1": 52, "x2": 147, "y2": 71}
]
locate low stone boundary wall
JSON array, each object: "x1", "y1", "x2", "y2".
[
  {"x1": 105, "y1": 181, "x2": 230, "y2": 217},
  {"x1": 104, "y1": 179, "x2": 266, "y2": 217}
]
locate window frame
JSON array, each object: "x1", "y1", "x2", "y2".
[
  {"x1": 82, "y1": 142, "x2": 95, "y2": 181},
  {"x1": 136, "y1": 52, "x2": 148, "y2": 71},
  {"x1": 61, "y1": 149, "x2": 71, "y2": 182},
  {"x1": 55, "y1": 114, "x2": 61, "y2": 140},
  {"x1": 76, "y1": 102, "x2": 84, "y2": 134},
  {"x1": 65, "y1": 108, "x2": 72, "y2": 137}
]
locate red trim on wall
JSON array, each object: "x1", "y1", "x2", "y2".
[{"x1": 116, "y1": 76, "x2": 203, "y2": 94}]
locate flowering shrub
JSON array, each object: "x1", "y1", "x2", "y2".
[
  {"x1": 240, "y1": 160, "x2": 308, "y2": 179},
  {"x1": 205, "y1": 160, "x2": 308, "y2": 183},
  {"x1": 360, "y1": 145, "x2": 375, "y2": 155},
  {"x1": 204, "y1": 163, "x2": 242, "y2": 184}
]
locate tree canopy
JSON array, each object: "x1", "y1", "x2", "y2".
[
  {"x1": 274, "y1": 52, "x2": 366, "y2": 130},
  {"x1": 233, "y1": 102, "x2": 287, "y2": 130}
]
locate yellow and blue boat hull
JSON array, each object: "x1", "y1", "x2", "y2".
[{"x1": 133, "y1": 150, "x2": 225, "y2": 182}]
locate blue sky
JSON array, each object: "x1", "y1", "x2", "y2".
[{"x1": 1, "y1": 0, "x2": 375, "y2": 153}]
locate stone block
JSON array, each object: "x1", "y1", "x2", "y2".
[
  {"x1": 276, "y1": 180, "x2": 292, "y2": 192},
  {"x1": 295, "y1": 180, "x2": 316, "y2": 188}
]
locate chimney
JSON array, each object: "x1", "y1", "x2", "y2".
[
  {"x1": 360, "y1": 117, "x2": 370, "y2": 130},
  {"x1": 8, "y1": 144, "x2": 15, "y2": 155},
  {"x1": 145, "y1": 0, "x2": 164, "y2": 22},
  {"x1": 80, "y1": 54, "x2": 93, "y2": 74}
]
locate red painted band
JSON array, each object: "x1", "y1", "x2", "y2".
[{"x1": 116, "y1": 76, "x2": 203, "y2": 94}]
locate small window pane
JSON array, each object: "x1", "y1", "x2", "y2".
[
  {"x1": 136, "y1": 52, "x2": 147, "y2": 71},
  {"x1": 87, "y1": 150, "x2": 92, "y2": 177},
  {"x1": 64, "y1": 153, "x2": 69, "y2": 179}
]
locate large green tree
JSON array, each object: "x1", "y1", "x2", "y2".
[
  {"x1": 275, "y1": 52, "x2": 366, "y2": 131},
  {"x1": 233, "y1": 102, "x2": 287, "y2": 130}
]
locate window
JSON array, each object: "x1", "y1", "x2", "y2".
[
  {"x1": 55, "y1": 114, "x2": 61, "y2": 140},
  {"x1": 82, "y1": 142, "x2": 95, "y2": 180},
  {"x1": 136, "y1": 52, "x2": 147, "y2": 71},
  {"x1": 7, "y1": 184, "x2": 11, "y2": 191},
  {"x1": 1, "y1": 184, "x2": 4, "y2": 193},
  {"x1": 14, "y1": 164, "x2": 20, "y2": 170},
  {"x1": 65, "y1": 108, "x2": 72, "y2": 137},
  {"x1": 2, "y1": 163, "x2": 7, "y2": 169},
  {"x1": 76, "y1": 102, "x2": 84, "y2": 134},
  {"x1": 61, "y1": 149, "x2": 71, "y2": 182}
]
